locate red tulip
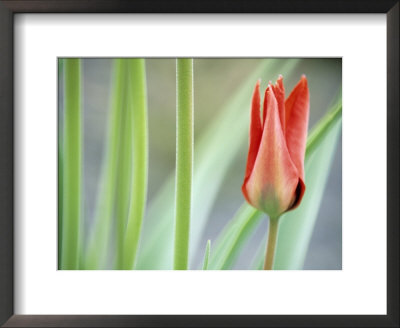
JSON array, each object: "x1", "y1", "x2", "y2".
[{"x1": 242, "y1": 75, "x2": 309, "y2": 218}]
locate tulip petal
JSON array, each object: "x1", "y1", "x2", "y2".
[
  {"x1": 244, "y1": 85, "x2": 300, "y2": 218},
  {"x1": 285, "y1": 75, "x2": 309, "y2": 179},
  {"x1": 243, "y1": 80, "x2": 263, "y2": 184},
  {"x1": 270, "y1": 75, "x2": 286, "y2": 133},
  {"x1": 288, "y1": 176, "x2": 305, "y2": 211}
]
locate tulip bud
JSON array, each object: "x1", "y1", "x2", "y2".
[{"x1": 242, "y1": 75, "x2": 309, "y2": 218}]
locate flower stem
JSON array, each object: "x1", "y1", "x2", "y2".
[
  {"x1": 61, "y1": 58, "x2": 82, "y2": 270},
  {"x1": 173, "y1": 58, "x2": 193, "y2": 270},
  {"x1": 122, "y1": 59, "x2": 148, "y2": 270},
  {"x1": 263, "y1": 217, "x2": 280, "y2": 270}
]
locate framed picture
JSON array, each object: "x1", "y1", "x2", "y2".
[
  {"x1": 0, "y1": 1, "x2": 398, "y2": 327},
  {"x1": 56, "y1": 57, "x2": 342, "y2": 272}
]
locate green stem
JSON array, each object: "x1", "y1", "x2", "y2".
[
  {"x1": 173, "y1": 58, "x2": 193, "y2": 270},
  {"x1": 122, "y1": 59, "x2": 148, "y2": 270},
  {"x1": 264, "y1": 217, "x2": 280, "y2": 270},
  {"x1": 115, "y1": 65, "x2": 131, "y2": 269},
  {"x1": 61, "y1": 58, "x2": 82, "y2": 270}
]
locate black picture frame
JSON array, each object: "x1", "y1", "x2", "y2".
[{"x1": 0, "y1": 1, "x2": 398, "y2": 327}]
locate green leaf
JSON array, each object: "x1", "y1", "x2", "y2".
[
  {"x1": 58, "y1": 59, "x2": 64, "y2": 269},
  {"x1": 202, "y1": 240, "x2": 211, "y2": 270},
  {"x1": 274, "y1": 110, "x2": 342, "y2": 270},
  {"x1": 208, "y1": 203, "x2": 264, "y2": 270},
  {"x1": 84, "y1": 59, "x2": 126, "y2": 269},
  {"x1": 114, "y1": 65, "x2": 132, "y2": 269},
  {"x1": 306, "y1": 101, "x2": 342, "y2": 158},
  {"x1": 136, "y1": 59, "x2": 300, "y2": 269},
  {"x1": 122, "y1": 59, "x2": 149, "y2": 270},
  {"x1": 250, "y1": 235, "x2": 267, "y2": 270},
  {"x1": 61, "y1": 59, "x2": 82, "y2": 270}
]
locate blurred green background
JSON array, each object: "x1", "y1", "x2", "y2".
[{"x1": 59, "y1": 58, "x2": 342, "y2": 269}]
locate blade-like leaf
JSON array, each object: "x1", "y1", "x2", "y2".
[
  {"x1": 274, "y1": 112, "x2": 342, "y2": 269},
  {"x1": 250, "y1": 234, "x2": 267, "y2": 270},
  {"x1": 58, "y1": 59, "x2": 64, "y2": 269},
  {"x1": 114, "y1": 64, "x2": 132, "y2": 269},
  {"x1": 202, "y1": 240, "x2": 211, "y2": 270},
  {"x1": 208, "y1": 203, "x2": 264, "y2": 270},
  {"x1": 306, "y1": 101, "x2": 342, "y2": 158},
  {"x1": 61, "y1": 58, "x2": 82, "y2": 270},
  {"x1": 122, "y1": 59, "x2": 149, "y2": 270},
  {"x1": 84, "y1": 59, "x2": 126, "y2": 269}
]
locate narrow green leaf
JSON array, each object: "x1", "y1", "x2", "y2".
[
  {"x1": 58, "y1": 59, "x2": 64, "y2": 269},
  {"x1": 122, "y1": 59, "x2": 149, "y2": 270},
  {"x1": 202, "y1": 240, "x2": 211, "y2": 270},
  {"x1": 306, "y1": 102, "x2": 342, "y2": 158},
  {"x1": 58, "y1": 138, "x2": 63, "y2": 270},
  {"x1": 84, "y1": 59, "x2": 125, "y2": 269},
  {"x1": 208, "y1": 203, "x2": 264, "y2": 270},
  {"x1": 114, "y1": 66, "x2": 132, "y2": 269},
  {"x1": 61, "y1": 58, "x2": 82, "y2": 270},
  {"x1": 251, "y1": 235, "x2": 267, "y2": 270},
  {"x1": 274, "y1": 113, "x2": 342, "y2": 269}
]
